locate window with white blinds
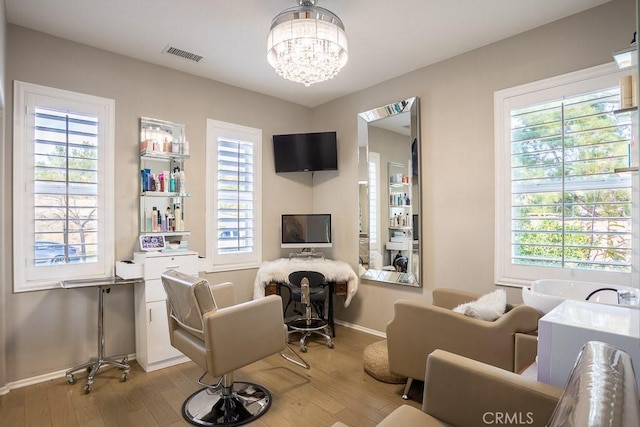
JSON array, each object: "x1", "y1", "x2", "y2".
[
  {"x1": 13, "y1": 81, "x2": 115, "y2": 292},
  {"x1": 495, "y1": 64, "x2": 637, "y2": 287},
  {"x1": 205, "y1": 120, "x2": 262, "y2": 271}
]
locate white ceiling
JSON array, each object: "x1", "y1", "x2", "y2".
[{"x1": 5, "y1": 0, "x2": 612, "y2": 108}]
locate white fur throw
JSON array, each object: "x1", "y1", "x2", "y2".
[
  {"x1": 452, "y1": 289, "x2": 507, "y2": 321},
  {"x1": 253, "y1": 258, "x2": 358, "y2": 307}
]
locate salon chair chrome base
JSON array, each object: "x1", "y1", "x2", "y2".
[
  {"x1": 287, "y1": 318, "x2": 334, "y2": 353},
  {"x1": 182, "y1": 381, "x2": 271, "y2": 427}
]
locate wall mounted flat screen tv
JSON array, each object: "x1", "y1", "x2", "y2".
[
  {"x1": 273, "y1": 131, "x2": 338, "y2": 173},
  {"x1": 281, "y1": 214, "x2": 332, "y2": 249}
]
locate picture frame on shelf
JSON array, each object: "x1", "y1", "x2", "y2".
[{"x1": 139, "y1": 234, "x2": 166, "y2": 251}]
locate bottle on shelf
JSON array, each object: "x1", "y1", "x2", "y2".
[
  {"x1": 169, "y1": 172, "x2": 176, "y2": 193},
  {"x1": 179, "y1": 170, "x2": 186, "y2": 194},
  {"x1": 157, "y1": 209, "x2": 162, "y2": 232},
  {"x1": 175, "y1": 205, "x2": 182, "y2": 231},
  {"x1": 145, "y1": 208, "x2": 152, "y2": 232},
  {"x1": 152, "y1": 207, "x2": 158, "y2": 232}
]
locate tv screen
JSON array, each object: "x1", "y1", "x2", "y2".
[
  {"x1": 281, "y1": 214, "x2": 332, "y2": 248},
  {"x1": 273, "y1": 131, "x2": 338, "y2": 173}
]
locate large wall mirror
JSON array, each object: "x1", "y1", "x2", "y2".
[{"x1": 358, "y1": 97, "x2": 421, "y2": 287}]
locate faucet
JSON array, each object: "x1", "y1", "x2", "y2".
[
  {"x1": 585, "y1": 287, "x2": 618, "y2": 301},
  {"x1": 617, "y1": 290, "x2": 638, "y2": 306}
]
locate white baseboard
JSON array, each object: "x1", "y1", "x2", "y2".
[
  {"x1": 0, "y1": 352, "x2": 137, "y2": 395},
  {"x1": 334, "y1": 319, "x2": 386, "y2": 339}
]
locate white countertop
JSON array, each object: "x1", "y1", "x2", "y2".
[{"x1": 540, "y1": 299, "x2": 639, "y2": 338}]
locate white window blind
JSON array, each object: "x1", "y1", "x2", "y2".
[
  {"x1": 34, "y1": 107, "x2": 99, "y2": 264},
  {"x1": 205, "y1": 120, "x2": 262, "y2": 271},
  {"x1": 13, "y1": 81, "x2": 115, "y2": 291},
  {"x1": 495, "y1": 64, "x2": 637, "y2": 287},
  {"x1": 510, "y1": 89, "x2": 632, "y2": 272},
  {"x1": 217, "y1": 139, "x2": 254, "y2": 254}
]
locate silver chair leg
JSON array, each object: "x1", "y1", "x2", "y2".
[
  {"x1": 280, "y1": 343, "x2": 310, "y2": 369},
  {"x1": 401, "y1": 378, "x2": 413, "y2": 400}
]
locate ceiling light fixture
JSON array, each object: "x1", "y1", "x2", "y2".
[{"x1": 267, "y1": 0, "x2": 348, "y2": 87}]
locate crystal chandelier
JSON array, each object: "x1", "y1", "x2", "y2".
[{"x1": 267, "y1": 0, "x2": 348, "y2": 87}]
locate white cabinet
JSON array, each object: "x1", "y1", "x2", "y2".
[
  {"x1": 133, "y1": 250, "x2": 198, "y2": 372},
  {"x1": 538, "y1": 300, "x2": 640, "y2": 394}
]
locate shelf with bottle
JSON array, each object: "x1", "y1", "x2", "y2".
[
  {"x1": 389, "y1": 226, "x2": 412, "y2": 231},
  {"x1": 140, "y1": 116, "x2": 190, "y2": 157},
  {"x1": 389, "y1": 192, "x2": 411, "y2": 207},
  {"x1": 389, "y1": 212, "x2": 412, "y2": 228},
  {"x1": 141, "y1": 191, "x2": 191, "y2": 197},
  {"x1": 139, "y1": 117, "x2": 191, "y2": 239},
  {"x1": 140, "y1": 163, "x2": 188, "y2": 196},
  {"x1": 140, "y1": 149, "x2": 191, "y2": 161},
  {"x1": 141, "y1": 203, "x2": 188, "y2": 234}
]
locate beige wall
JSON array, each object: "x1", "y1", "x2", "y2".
[
  {"x1": 0, "y1": 0, "x2": 636, "y2": 384},
  {"x1": 2, "y1": 25, "x2": 313, "y2": 383},
  {"x1": 315, "y1": 0, "x2": 636, "y2": 332}
]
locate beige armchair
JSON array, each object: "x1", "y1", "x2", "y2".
[
  {"x1": 387, "y1": 288, "x2": 540, "y2": 399},
  {"x1": 161, "y1": 270, "x2": 288, "y2": 427},
  {"x1": 336, "y1": 342, "x2": 640, "y2": 427}
]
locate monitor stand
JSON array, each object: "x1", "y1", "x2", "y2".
[{"x1": 289, "y1": 248, "x2": 325, "y2": 260}]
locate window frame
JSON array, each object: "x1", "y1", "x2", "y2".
[
  {"x1": 205, "y1": 119, "x2": 262, "y2": 272},
  {"x1": 13, "y1": 81, "x2": 115, "y2": 292},
  {"x1": 494, "y1": 63, "x2": 639, "y2": 288}
]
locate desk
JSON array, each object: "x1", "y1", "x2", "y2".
[
  {"x1": 253, "y1": 258, "x2": 358, "y2": 306},
  {"x1": 60, "y1": 276, "x2": 141, "y2": 394},
  {"x1": 253, "y1": 258, "x2": 358, "y2": 337}
]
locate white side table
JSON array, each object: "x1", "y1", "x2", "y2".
[{"x1": 537, "y1": 300, "x2": 640, "y2": 394}]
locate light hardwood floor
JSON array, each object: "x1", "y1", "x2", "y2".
[{"x1": 0, "y1": 326, "x2": 424, "y2": 427}]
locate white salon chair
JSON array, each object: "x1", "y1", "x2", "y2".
[{"x1": 161, "y1": 270, "x2": 288, "y2": 426}]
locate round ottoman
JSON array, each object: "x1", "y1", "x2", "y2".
[{"x1": 363, "y1": 340, "x2": 406, "y2": 384}]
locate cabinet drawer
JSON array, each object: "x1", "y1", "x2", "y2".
[
  {"x1": 143, "y1": 253, "x2": 198, "y2": 279},
  {"x1": 145, "y1": 278, "x2": 166, "y2": 303}
]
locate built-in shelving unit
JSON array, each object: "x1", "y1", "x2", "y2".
[
  {"x1": 139, "y1": 118, "x2": 191, "y2": 244},
  {"x1": 134, "y1": 117, "x2": 198, "y2": 372}
]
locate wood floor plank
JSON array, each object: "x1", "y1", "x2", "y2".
[
  {"x1": 24, "y1": 382, "x2": 52, "y2": 427},
  {"x1": 0, "y1": 326, "x2": 415, "y2": 427},
  {"x1": 1, "y1": 405, "x2": 26, "y2": 427},
  {"x1": 46, "y1": 384, "x2": 78, "y2": 427}
]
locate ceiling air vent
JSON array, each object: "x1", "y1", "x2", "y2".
[{"x1": 162, "y1": 45, "x2": 204, "y2": 63}]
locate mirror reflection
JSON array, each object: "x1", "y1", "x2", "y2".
[{"x1": 358, "y1": 97, "x2": 421, "y2": 287}]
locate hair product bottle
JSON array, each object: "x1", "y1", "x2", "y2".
[
  {"x1": 145, "y1": 208, "x2": 152, "y2": 232},
  {"x1": 157, "y1": 209, "x2": 162, "y2": 233},
  {"x1": 174, "y1": 205, "x2": 182, "y2": 231},
  {"x1": 152, "y1": 207, "x2": 158, "y2": 232}
]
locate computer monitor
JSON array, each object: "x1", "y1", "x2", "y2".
[{"x1": 281, "y1": 214, "x2": 332, "y2": 249}]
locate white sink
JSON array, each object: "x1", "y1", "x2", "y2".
[{"x1": 522, "y1": 279, "x2": 640, "y2": 315}]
